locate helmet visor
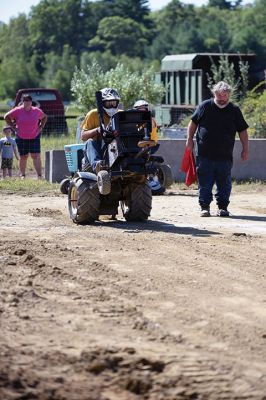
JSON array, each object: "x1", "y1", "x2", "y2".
[
  {"x1": 103, "y1": 100, "x2": 119, "y2": 109},
  {"x1": 135, "y1": 105, "x2": 148, "y2": 111}
]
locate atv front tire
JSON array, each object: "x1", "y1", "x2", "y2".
[
  {"x1": 121, "y1": 181, "x2": 152, "y2": 222},
  {"x1": 148, "y1": 176, "x2": 165, "y2": 195},
  {"x1": 157, "y1": 164, "x2": 174, "y2": 189},
  {"x1": 60, "y1": 178, "x2": 70, "y2": 195},
  {"x1": 68, "y1": 177, "x2": 100, "y2": 224},
  {"x1": 97, "y1": 170, "x2": 111, "y2": 195}
]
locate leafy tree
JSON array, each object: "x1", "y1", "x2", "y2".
[
  {"x1": 80, "y1": 50, "x2": 150, "y2": 74},
  {"x1": 147, "y1": 0, "x2": 204, "y2": 60},
  {"x1": 42, "y1": 45, "x2": 78, "y2": 100},
  {"x1": 102, "y1": 0, "x2": 151, "y2": 24},
  {"x1": 228, "y1": 0, "x2": 266, "y2": 66},
  {"x1": 0, "y1": 15, "x2": 40, "y2": 98},
  {"x1": 0, "y1": 0, "x2": 265, "y2": 104},
  {"x1": 88, "y1": 16, "x2": 148, "y2": 57},
  {"x1": 28, "y1": 0, "x2": 103, "y2": 74},
  {"x1": 197, "y1": 7, "x2": 231, "y2": 51},
  {"x1": 71, "y1": 60, "x2": 165, "y2": 111},
  {"x1": 29, "y1": 0, "x2": 92, "y2": 53},
  {"x1": 0, "y1": 57, "x2": 40, "y2": 99},
  {"x1": 208, "y1": 0, "x2": 242, "y2": 9},
  {"x1": 0, "y1": 15, "x2": 28, "y2": 58}
]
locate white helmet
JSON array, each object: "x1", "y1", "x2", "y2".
[
  {"x1": 133, "y1": 99, "x2": 149, "y2": 110},
  {"x1": 100, "y1": 88, "x2": 120, "y2": 101},
  {"x1": 100, "y1": 88, "x2": 120, "y2": 116}
]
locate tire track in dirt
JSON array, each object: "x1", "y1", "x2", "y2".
[
  {"x1": 1, "y1": 190, "x2": 266, "y2": 399},
  {"x1": 1, "y1": 232, "x2": 266, "y2": 399}
]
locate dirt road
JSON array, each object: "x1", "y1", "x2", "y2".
[{"x1": 1, "y1": 185, "x2": 266, "y2": 400}]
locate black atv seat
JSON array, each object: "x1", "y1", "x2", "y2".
[{"x1": 112, "y1": 110, "x2": 152, "y2": 136}]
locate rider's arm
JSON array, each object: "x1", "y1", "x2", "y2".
[
  {"x1": 80, "y1": 109, "x2": 101, "y2": 141},
  {"x1": 81, "y1": 127, "x2": 100, "y2": 141}
]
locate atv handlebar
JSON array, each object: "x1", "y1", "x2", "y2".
[{"x1": 102, "y1": 129, "x2": 116, "y2": 139}]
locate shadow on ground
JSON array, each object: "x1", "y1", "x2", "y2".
[
  {"x1": 229, "y1": 215, "x2": 266, "y2": 222},
  {"x1": 96, "y1": 219, "x2": 220, "y2": 237}
]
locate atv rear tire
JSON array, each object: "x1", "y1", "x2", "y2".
[
  {"x1": 68, "y1": 177, "x2": 100, "y2": 224},
  {"x1": 121, "y1": 182, "x2": 152, "y2": 222},
  {"x1": 158, "y1": 164, "x2": 174, "y2": 189}
]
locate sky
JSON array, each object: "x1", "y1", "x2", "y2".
[{"x1": 0, "y1": 0, "x2": 252, "y2": 24}]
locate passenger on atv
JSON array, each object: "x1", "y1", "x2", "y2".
[
  {"x1": 133, "y1": 99, "x2": 158, "y2": 147},
  {"x1": 81, "y1": 87, "x2": 121, "y2": 174},
  {"x1": 132, "y1": 100, "x2": 174, "y2": 195}
]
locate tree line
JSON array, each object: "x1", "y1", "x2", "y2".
[{"x1": 0, "y1": 0, "x2": 265, "y2": 101}]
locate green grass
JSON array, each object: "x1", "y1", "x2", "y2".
[
  {"x1": 0, "y1": 177, "x2": 60, "y2": 195},
  {"x1": 1, "y1": 129, "x2": 79, "y2": 175},
  {"x1": 1, "y1": 178, "x2": 265, "y2": 196},
  {"x1": 171, "y1": 179, "x2": 266, "y2": 194},
  {"x1": 231, "y1": 178, "x2": 266, "y2": 192}
]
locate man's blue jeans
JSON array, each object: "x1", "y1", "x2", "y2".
[
  {"x1": 196, "y1": 156, "x2": 232, "y2": 209},
  {"x1": 84, "y1": 138, "x2": 103, "y2": 172}
]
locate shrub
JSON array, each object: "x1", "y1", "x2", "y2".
[
  {"x1": 71, "y1": 60, "x2": 165, "y2": 110},
  {"x1": 242, "y1": 82, "x2": 266, "y2": 138}
]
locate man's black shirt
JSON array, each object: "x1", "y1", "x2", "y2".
[{"x1": 191, "y1": 99, "x2": 248, "y2": 161}]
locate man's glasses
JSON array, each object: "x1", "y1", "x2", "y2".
[
  {"x1": 23, "y1": 99, "x2": 32, "y2": 102},
  {"x1": 103, "y1": 100, "x2": 119, "y2": 109}
]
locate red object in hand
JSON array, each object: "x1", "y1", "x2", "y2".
[{"x1": 180, "y1": 148, "x2": 197, "y2": 186}]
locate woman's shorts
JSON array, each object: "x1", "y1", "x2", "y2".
[
  {"x1": 1, "y1": 158, "x2": 13, "y2": 169},
  {"x1": 16, "y1": 135, "x2": 41, "y2": 156}
]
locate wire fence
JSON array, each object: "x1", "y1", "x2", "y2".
[
  {"x1": 0, "y1": 114, "x2": 82, "y2": 177},
  {"x1": 154, "y1": 106, "x2": 195, "y2": 129}
]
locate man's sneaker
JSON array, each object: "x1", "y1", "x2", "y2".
[
  {"x1": 217, "y1": 209, "x2": 229, "y2": 217},
  {"x1": 200, "y1": 208, "x2": 210, "y2": 217}
]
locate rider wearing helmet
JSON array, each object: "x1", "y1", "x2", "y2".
[
  {"x1": 133, "y1": 100, "x2": 158, "y2": 143},
  {"x1": 81, "y1": 88, "x2": 121, "y2": 173}
]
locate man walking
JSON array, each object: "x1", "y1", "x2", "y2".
[{"x1": 186, "y1": 81, "x2": 249, "y2": 217}]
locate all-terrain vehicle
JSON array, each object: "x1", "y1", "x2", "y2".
[
  {"x1": 61, "y1": 114, "x2": 173, "y2": 200},
  {"x1": 65, "y1": 91, "x2": 156, "y2": 223},
  {"x1": 61, "y1": 142, "x2": 174, "y2": 197}
]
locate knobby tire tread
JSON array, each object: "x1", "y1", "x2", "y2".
[
  {"x1": 125, "y1": 182, "x2": 152, "y2": 222},
  {"x1": 69, "y1": 178, "x2": 100, "y2": 224}
]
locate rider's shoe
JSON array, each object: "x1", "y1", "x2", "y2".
[{"x1": 95, "y1": 160, "x2": 105, "y2": 175}]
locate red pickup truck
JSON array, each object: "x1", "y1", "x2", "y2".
[{"x1": 15, "y1": 88, "x2": 68, "y2": 135}]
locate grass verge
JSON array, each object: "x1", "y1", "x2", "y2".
[{"x1": 0, "y1": 177, "x2": 60, "y2": 196}]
